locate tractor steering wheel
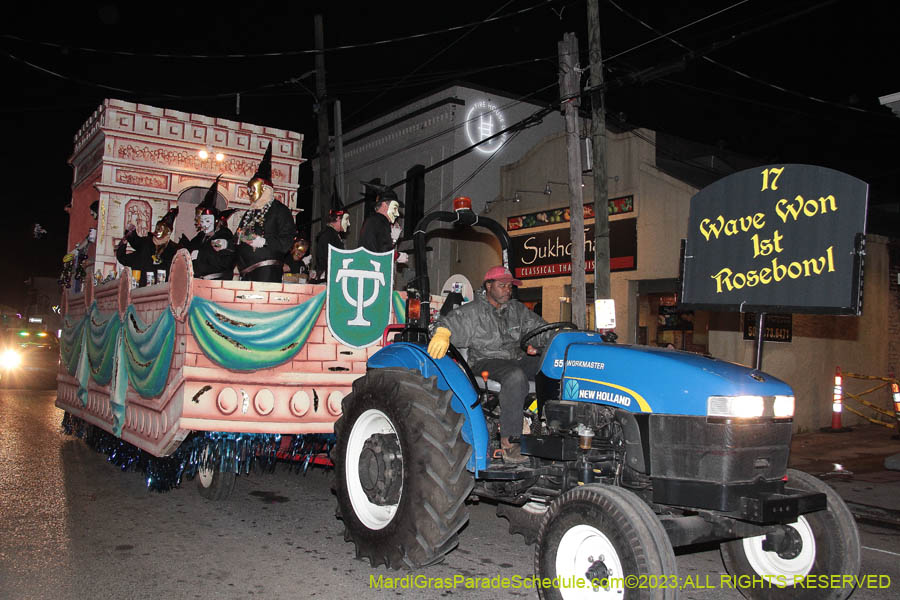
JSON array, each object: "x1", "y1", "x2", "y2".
[{"x1": 519, "y1": 321, "x2": 579, "y2": 354}]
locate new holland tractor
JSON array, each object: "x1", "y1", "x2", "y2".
[{"x1": 332, "y1": 200, "x2": 860, "y2": 599}]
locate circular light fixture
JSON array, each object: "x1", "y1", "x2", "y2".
[
  {"x1": 198, "y1": 149, "x2": 209, "y2": 160},
  {"x1": 214, "y1": 152, "x2": 225, "y2": 162}
]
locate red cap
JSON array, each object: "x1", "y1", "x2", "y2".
[{"x1": 483, "y1": 265, "x2": 522, "y2": 286}]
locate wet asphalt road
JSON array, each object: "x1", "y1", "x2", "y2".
[{"x1": 2, "y1": 389, "x2": 899, "y2": 600}]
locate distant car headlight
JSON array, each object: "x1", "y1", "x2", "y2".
[
  {"x1": 1, "y1": 349, "x2": 22, "y2": 370},
  {"x1": 707, "y1": 395, "x2": 765, "y2": 418}
]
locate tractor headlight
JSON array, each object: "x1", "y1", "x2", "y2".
[
  {"x1": 707, "y1": 395, "x2": 765, "y2": 418},
  {"x1": 773, "y1": 395, "x2": 795, "y2": 418},
  {"x1": 707, "y1": 394, "x2": 795, "y2": 419},
  {"x1": 1, "y1": 349, "x2": 22, "y2": 370}
]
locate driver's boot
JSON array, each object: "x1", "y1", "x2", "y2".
[{"x1": 500, "y1": 437, "x2": 529, "y2": 465}]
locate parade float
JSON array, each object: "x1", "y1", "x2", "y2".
[
  {"x1": 57, "y1": 247, "x2": 416, "y2": 494},
  {"x1": 57, "y1": 99, "x2": 424, "y2": 495}
]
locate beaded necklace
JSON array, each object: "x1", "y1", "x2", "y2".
[
  {"x1": 151, "y1": 240, "x2": 170, "y2": 265},
  {"x1": 238, "y1": 200, "x2": 273, "y2": 237}
]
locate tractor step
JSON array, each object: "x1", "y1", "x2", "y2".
[{"x1": 478, "y1": 463, "x2": 540, "y2": 480}]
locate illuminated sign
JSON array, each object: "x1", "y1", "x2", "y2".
[
  {"x1": 510, "y1": 219, "x2": 637, "y2": 279},
  {"x1": 681, "y1": 164, "x2": 867, "y2": 314},
  {"x1": 465, "y1": 100, "x2": 508, "y2": 154}
]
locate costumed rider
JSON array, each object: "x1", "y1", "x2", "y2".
[
  {"x1": 313, "y1": 195, "x2": 348, "y2": 282},
  {"x1": 357, "y1": 182, "x2": 406, "y2": 265},
  {"x1": 235, "y1": 141, "x2": 295, "y2": 282},
  {"x1": 116, "y1": 207, "x2": 180, "y2": 286},
  {"x1": 181, "y1": 175, "x2": 236, "y2": 280},
  {"x1": 283, "y1": 235, "x2": 311, "y2": 277},
  {"x1": 427, "y1": 265, "x2": 549, "y2": 464}
]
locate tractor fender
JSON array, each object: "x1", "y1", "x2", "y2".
[{"x1": 367, "y1": 342, "x2": 490, "y2": 474}]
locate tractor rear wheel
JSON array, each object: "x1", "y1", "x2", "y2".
[{"x1": 334, "y1": 368, "x2": 473, "y2": 568}]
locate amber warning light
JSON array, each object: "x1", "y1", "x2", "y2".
[{"x1": 453, "y1": 196, "x2": 472, "y2": 212}]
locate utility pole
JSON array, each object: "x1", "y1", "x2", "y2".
[
  {"x1": 587, "y1": 0, "x2": 611, "y2": 304},
  {"x1": 334, "y1": 99, "x2": 345, "y2": 205},
  {"x1": 314, "y1": 14, "x2": 332, "y2": 222},
  {"x1": 558, "y1": 32, "x2": 586, "y2": 329}
]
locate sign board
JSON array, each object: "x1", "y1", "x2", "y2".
[
  {"x1": 743, "y1": 313, "x2": 792, "y2": 343},
  {"x1": 681, "y1": 165, "x2": 867, "y2": 314},
  {"x1": 507, "y1": 195, "x2": 633, "y2": 231},
  {"x1": 510, "y1": 218, "x2": 637, "y2": 280}
]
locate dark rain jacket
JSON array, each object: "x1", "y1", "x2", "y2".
[{"x1": 435, "y1": 291, "x2": 548, "y2": 365}]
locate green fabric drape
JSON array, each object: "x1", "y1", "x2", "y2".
[
  {"x1": 60, "y1": 302, "x2": 176, "y2": 437},
  {"x1": 392, "y1": 290, "x2": 406, "y2": 324},
  {"x1": 188, "y1": 293, "x2": 326, "y2": 371},
  {"x1": 86, "y1": 304, "x2": 121, "y2": 385}
]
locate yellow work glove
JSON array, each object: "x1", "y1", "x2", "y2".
[{"x1": 427, "y1": 327, "x2": 452, "y2": 360}]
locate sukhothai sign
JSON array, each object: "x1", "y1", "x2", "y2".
[
  {"x1": 681, "y1": 165, "x2": 867, "y2": 314},
  {"x1": 510, "y1": 218, "x2": 637, "y2": 279}
]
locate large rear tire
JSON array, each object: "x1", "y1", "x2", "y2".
[
  {"x1": 720, "y1": 468, "x2": 861, "y2": 600},
  {"x1": 535, "y1": 484, "x2": 677, "y2": 599},
  {"x1": 334, "y1": 368, "x2": 473, "y2": 569}
]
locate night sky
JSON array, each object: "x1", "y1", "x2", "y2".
[{"x1": 2, "y1": 0, "x2": 897, "y2": 308}]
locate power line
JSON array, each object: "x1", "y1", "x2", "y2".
[
  {"x1": 607, "y1": 0, "x2": 889, "y2": 118},
  {"x1": 1, "y1": 49, "x2": 306, "y2": 100},
  {"x1": 603, "y1": 0, "x2": 752, "y2": 63},
  {"x1": 0, "y1": 1, "x2": 565, "y2": 60},
  {"x1": 346, "y1": 0, "x2": 518, "y2": 122}
]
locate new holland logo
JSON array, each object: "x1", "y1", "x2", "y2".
[
  {"x1": 563, "y1": 379, "x2": 580, "y2": 401},
  {"x1": 326, "y1": 246, "x2": 394, "y2": 348}
]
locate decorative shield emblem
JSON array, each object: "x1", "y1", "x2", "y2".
[{"x1": 326, "y1": 246, "x2": 394, "y2": 348}]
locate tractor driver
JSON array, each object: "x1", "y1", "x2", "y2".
[{"x1": 427, "y1": 265, "x2": 548, "y2": 464}]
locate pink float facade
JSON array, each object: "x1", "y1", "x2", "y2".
[
  {"x1": 67, "y1": 98, "x2": 303, "y2": 279},
  {"x1": 55, "y1": 250, "x2": 407, "y2": 457}
]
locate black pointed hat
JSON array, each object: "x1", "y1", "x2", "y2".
[
  {"x1": 249, "y1": 141, "x2": 273, "y2": 187},
  {"x1": 360, "y1": 180, "x2": 403, "y2": 207},
  {"x1": 156, "y1": 207, "x2": 179, "y2": 231},
  {"x1": 197, "y1": 175, "x2": 222, "y2": 217},
  {"x1": 217, "y1": 208, "x2": 240, "y2": 228}
]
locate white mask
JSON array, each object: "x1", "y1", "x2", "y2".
[
  {"x1": 386, "y1": 201, "x2": 401, "y2": 224},
  {"x1": 199, "y1": 214, "x2": 215, "y2": 234},
  {"x1": 341, "y1": 214, "x2": 350, "y2": 232}
]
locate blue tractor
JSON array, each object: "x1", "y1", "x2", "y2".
[{"x1": 332, "y1": 205, "x2": 860, "y2": 599}]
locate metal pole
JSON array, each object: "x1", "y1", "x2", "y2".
[
  {"x1": 559, "y1": 32, "x2": 586, "y2": 329},
  {"x1": 334, "y1": 100, "x2": 345, "y2": 204},
  {"x1": 314, "y1": 14, "x2": 332, "y2": 222},
  {"x1": 755, "y1": 312, "x2": 766, "y2": 370}
]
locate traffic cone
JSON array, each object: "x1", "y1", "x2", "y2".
[{"x1": 822, "y1": 366, "x2": 852, "y2": 433}]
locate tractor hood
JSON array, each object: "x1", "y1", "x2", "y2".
[{"x1": 541, "y1": 332, "x2": 793, "y2": 416}]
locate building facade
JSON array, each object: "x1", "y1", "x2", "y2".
[{"x1": 312, "y1": 84, "x2": 565, "y2": 289}]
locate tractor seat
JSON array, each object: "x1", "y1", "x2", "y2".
[{"x1": 457, "y1": 347, "x2": 536, "y2": 394}]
